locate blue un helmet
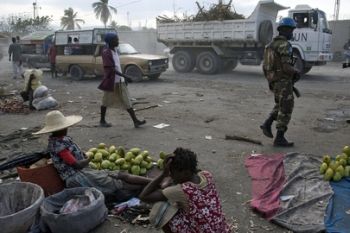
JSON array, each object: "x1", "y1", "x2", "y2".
[{"x1": 277, "y1": 17, "x2": 297, "y2": 31}]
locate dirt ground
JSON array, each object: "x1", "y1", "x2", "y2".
[{"x1": 0, "y1": 51, "x2": 349, "y2": 233}]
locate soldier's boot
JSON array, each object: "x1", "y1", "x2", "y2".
[
  {"x1": 274, "y1": 130, "x2": 294, "y2": 147},
  {"x1": 127, "y1": 108, "x2": 146, "y2": 128},
  {"x1": 260, "y1": 115, "x2": 275, "y2": 138}
]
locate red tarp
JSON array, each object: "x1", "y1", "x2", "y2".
[{"x1": 244, "y1": 154, "x2": 285, "y2": 219}]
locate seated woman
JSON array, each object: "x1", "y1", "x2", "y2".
[
  {"x1": 139, "y1": 147, "x2": 231, "y2": 233},
  {"x1": 20, "y1": 69, "x2": 43, "y2": 110},
  {"x1": 33, "y1": 110, "x2": 151, "y2": 201}
]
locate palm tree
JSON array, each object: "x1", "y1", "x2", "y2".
[
  {"x1": 92, "y1": 0, "x2": 117, "y2": 28},
  {"x1": 109, "y1": 20, "x2": 118, "y2": 29},
  {"x1": 60, "y1": 7, "x2": 85, "y2": 30}
]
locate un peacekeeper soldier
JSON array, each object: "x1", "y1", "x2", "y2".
[{"x1": 260, "y1": 17, "x2": 300, "y2": 147}]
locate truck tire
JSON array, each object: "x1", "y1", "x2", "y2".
[
  {"x1": 69, "y1": 65, "x2": 84, "y2": 80},
  {"x1": 125, "y1": 65, "x2": 143, "y2": 82},
  {"x1": 172, "y1": 50, "x2": 195, "y2": 73},
  {"x1": 148, "y1": 73, "x2": 161, "y2": 80},
  {"x1": 196, "y1": 51, "x2": 221, "y2": 74},
  {"x1": 223, "y1": 59, "x2": 238, "y2": 72},
  {"x1": 303, "y1": 66, "x2": 312, "y2": 74},
  {"x1": 259, "y1": 20, "x2": 273, "y2": 45}
]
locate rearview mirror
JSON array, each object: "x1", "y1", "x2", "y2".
[{"x1": 312, "y1": 11, "x2": 318, "y2": 25}]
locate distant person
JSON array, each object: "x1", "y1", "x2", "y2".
[
  {"x1": 72, "y1": 37, "x2": 81, "y2": 55},
  {"x1": 8, "y1": 37, "x2": 23, "y2": 79},
  {"x1": 20, "y1": 69, "x2": 43, "y2": 110},
  {"x1": 139, "y1": 147, "x2": 231, "y2": 233},
  {"x1": 343, "y1": 39, "x2": 350, "y2": 66},
  {"x1": 64, "y1": 37, "x2": 72, "y2": 55},
  {"x1": 98, "y1": 32, "x2": 146, "y2": 128},
  {"x1": 48, "y1": 44, "x2": 57, "y2": 78}
]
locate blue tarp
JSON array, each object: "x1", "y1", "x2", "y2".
[{"x1": 325, "y1": 177, "x2": 350, "y2": 233}]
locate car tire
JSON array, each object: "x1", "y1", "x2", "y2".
[
  {"x1": 172, "y1": 50, "x2": 195, "y2": 73},
  {"x1": 196, "y1": 51, "x2": 222, "y2": 74},
  {"x1": 125, "y1": 65, "x2": 143, "y2": 82},
  {"x1": 69, "y1": 65, "x2": 84, "y2": 80},
  {"x1": 148, "y1": 73, "x2": 161, "y2": 79}
]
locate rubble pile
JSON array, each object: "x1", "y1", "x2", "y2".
[{"x1": 0, "y1": 95, "x2": 30, "y2": 114}]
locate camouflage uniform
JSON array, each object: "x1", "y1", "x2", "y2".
[{"x1": 268, "y1": 36, "x2": 294, "y2": 132}]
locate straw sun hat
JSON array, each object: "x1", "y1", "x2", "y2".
[{"x1": 33, "y1": 110, "x2": 82, "y2": 135}]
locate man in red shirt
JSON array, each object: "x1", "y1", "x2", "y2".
[{"x1": 48, "y1": 44, "x2": 57, "y2": 78}]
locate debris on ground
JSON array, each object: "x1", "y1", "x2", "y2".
[
  {"x1": 225, "y1": 134, "x2": 262, "y2": 145},
  {"x1": 0, "y1": 95, "x2": 30, "y2": 114}
]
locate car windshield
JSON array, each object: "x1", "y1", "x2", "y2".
[{"x1": 118, "y1": 43, "x2": 139, "y2": 55}]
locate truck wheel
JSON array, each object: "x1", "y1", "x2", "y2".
[
  {"x1": 223, "y1": 59, "x2": 238, "y2": 72},
  {"x1": 172, "y1": 51, "x2": 195, "y2": 73},
  {"x1": 125, "y1": 65, "x2": 143, "y2": 82},
  {"x1": 69, "y1": 65, "x2": 84, "y2": 80},
  {"x1": 259, "y1": 20, "x2": 273, "y2": 45},
  {"x1": 303, "y1": 66, "x2": 312, "y2": 74},
  {"x1": 148, "y1": 73, "x2": 161, "y2": 80},
  {"x1": 196, "y1": 51, "x2": 221, "y2": 74}
]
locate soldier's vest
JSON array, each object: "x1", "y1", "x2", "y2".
[{"x1": 262, "y1": 41, "x2": 283, "y2": 83}]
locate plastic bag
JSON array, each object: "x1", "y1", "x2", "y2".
[
  {"x1": 59, "y1": 190, "x2": 96, "y2": 214},
  {"x1": 33, "y1": 85, "x2": 48, "y2": 99},
  {"x1": 32, "y1": 96, "x2": 58, "y2": 110}
]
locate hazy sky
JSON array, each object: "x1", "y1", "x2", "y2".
[{"x1": 0, "y1": 0, "x2": 349, "y2": 29}]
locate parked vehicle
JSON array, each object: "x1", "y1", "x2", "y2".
[
  {"x1": 157, "y1": 0, "x2": 332, "y2": 74},
  {"x1": 19, "y1": 31, "x2": 54, "y2": 69},
  {"x1": 54, "y1": 28, "x2": 169, "y2": 81}
]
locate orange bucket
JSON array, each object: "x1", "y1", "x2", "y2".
[{"x1": 17, "y1": 163, "x2": 65, "y2": 196}]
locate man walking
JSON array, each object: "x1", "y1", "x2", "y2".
[
  {"x1": 261, "y1": 17, "x2": 300, "y2": 147},
  {"x1": 98, "y1": 32, "x2": 146, "y2": 128},
  {"x1": 8, "y1": 37, "x2": 23, "y2": 79},
  {"x1": 48, "y1": 44, "x2": 57, "y2": 78}
]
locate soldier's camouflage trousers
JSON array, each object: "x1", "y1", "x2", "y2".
[{"x1": 270, "y1": 80, "x2": 294, "y2": 132}]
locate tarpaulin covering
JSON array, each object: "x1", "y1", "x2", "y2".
[
  {"x1": 325, "y1": 178, "x2": 350, "y2": 233},
  {"x1": 245, "y1": 153, "x2": 334, "y2": 233}
]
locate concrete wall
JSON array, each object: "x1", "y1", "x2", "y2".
[
  {"x1": 118, "y1": 31, "x2": 167, "y2": 55},
  {"x1": 329, "y1": 20, "x2": 350, "y2": 61}
]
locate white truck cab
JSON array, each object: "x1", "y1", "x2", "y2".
[
  {"x1": 157, "y1": 0, "x2": 333, "y2": 75},
  {"x1": 289, "y1": 5, "x2": 333, "y2": 73}
]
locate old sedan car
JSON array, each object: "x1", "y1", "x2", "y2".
[{"x1": 54, "y1": 29, "x2": 168, "y2": 81}]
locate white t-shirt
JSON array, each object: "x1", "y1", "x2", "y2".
[{"x1": 111, "y1": 49, "x2": 124, "y2": 83}]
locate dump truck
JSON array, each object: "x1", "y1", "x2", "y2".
[{"x1": 157, "y1": 0, "x2": 332, "y2": 74}]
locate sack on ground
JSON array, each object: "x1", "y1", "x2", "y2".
[
  {"x1": 33, "y1": 85, "x2": 49, "y2": 99},
  {"x1": 32, "y1": 96, "x2": 58, "y2": 110},
  {"x1": 40, "y1": 187, "x2": 107, "y2": 233}
]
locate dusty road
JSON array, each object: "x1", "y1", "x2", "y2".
[{"x1": 0, "y1": 56, "x2": 349, "y2": 232}]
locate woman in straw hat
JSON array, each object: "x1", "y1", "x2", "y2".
[
  {"x1": 33, "y1": 110, "x2": 151, "y2": 201},
  {"x1": 98, "y1": 32, "x2": 146, "y2": 128},
  {"x1": 139, "y1": 147, "x2": 231, "y2": 233}
]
